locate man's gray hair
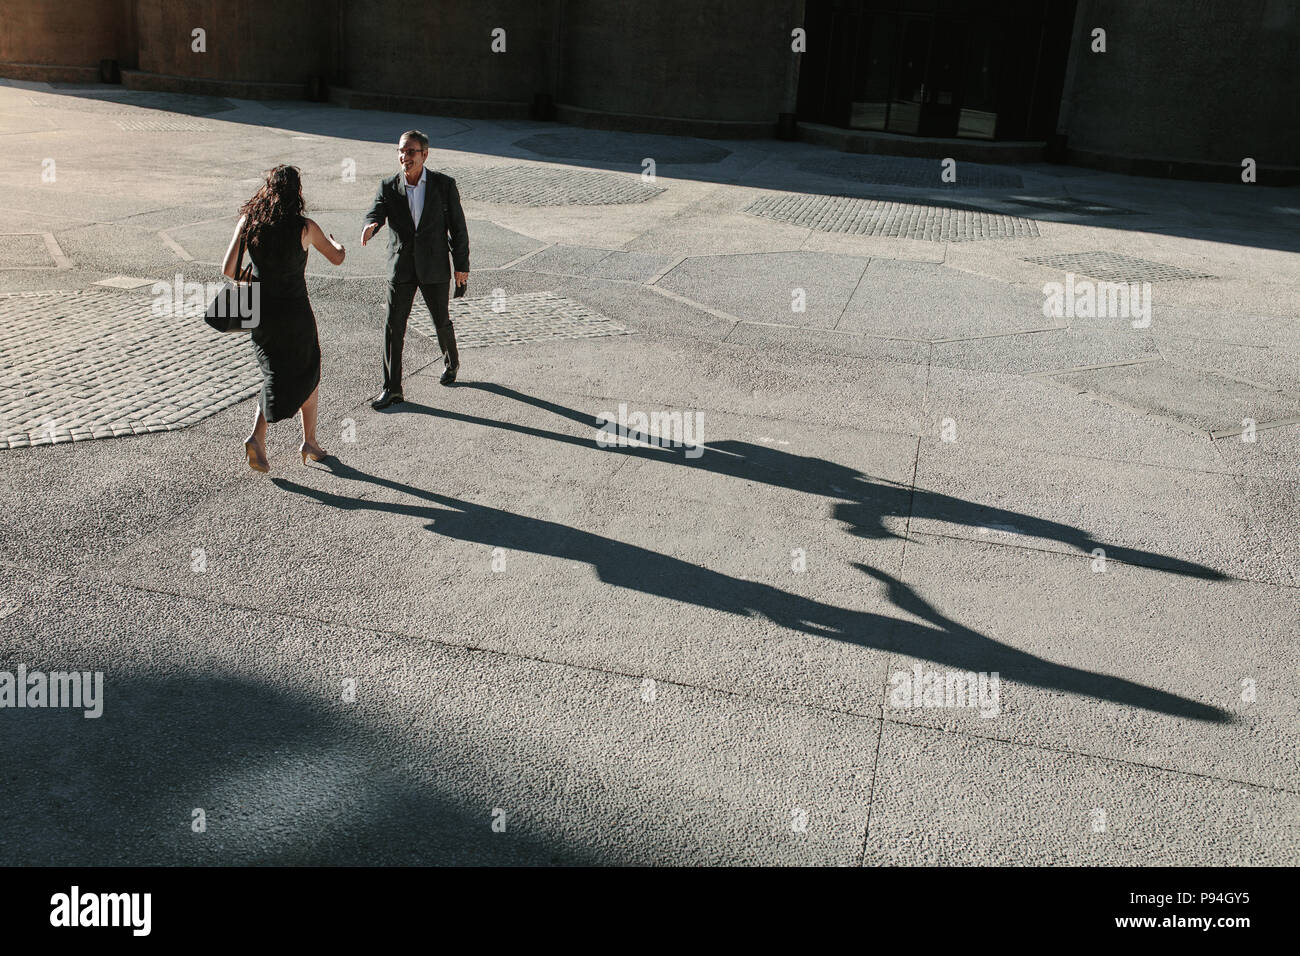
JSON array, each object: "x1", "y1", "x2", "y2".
[{"x1": 400, "y1": 129, "x2": 429, "y2": 150}]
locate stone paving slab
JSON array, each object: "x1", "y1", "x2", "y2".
[
  {"x1": 506, "y1": 244, "x2": 617, "y2": 276},
  {"x1": 921, "y1": 364, "x2": 1225, "y2": 470},
  {"x1": 908, "y1": 439, "x2": 1296, "y2": 586},
  {"x1": 1211, "y1": 423, "x2": 1300, "y2": 482},
  {"x1": 0, "y1": 572, "x2": 880, "y2": 866},
  {"x1": 881, "y1": 533, "x2": 1299, "y2": 789},
  {"x1": 460, "y1": 220, "x2": 548, "y2": 268},
  {"x1": 0, "y1": 233, "x2": 53, "y2": 268},
  {"x1": 1153, "y1": 332, "x2": 1300, "y2": 396},
  {"x1": 724, "y1": 321, "x2": 932, "y2": 368},
  {"x1": 866, "y1": 721, "x2": 1300, "y2": 866},
  {"x1": 585, "y1": 250, "x2": 679, "y2": 282},
  {"x1": 839, "y1": 259, "x2": 1050, "y2": 342},
  {"x1": 1051, "y1": 361, "x2": 1300, "y2": 434},
  {"x1": 930, "y1": 329, "x2": 1158, "y2": 374},
  {"x1": 658, "y1": 272, "x2": 855, "y2": 330},
  {"x1": 666, "y1": 249, "x2": 872, "y2": 286}
]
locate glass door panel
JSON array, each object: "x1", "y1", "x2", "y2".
[
  {"x1": 849, "y1": 13, "x2": 895, "y2": 130},
  {"x1": 886, "y1": 15, "x2": 929, "y2": 134},
  {"x1": 918, "y1": 17, "x2": 962, "y2": 137}
]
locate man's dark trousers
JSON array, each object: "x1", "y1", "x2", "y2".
[{"x1": 383, "y1": 280, "x2": 457, "y2": 391}]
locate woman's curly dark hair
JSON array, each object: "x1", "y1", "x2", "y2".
[{"x1": 239, "y1": 164, "x2": 305, "y2": 248}]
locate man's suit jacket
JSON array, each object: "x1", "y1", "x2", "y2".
[{"x1": 364, "y1": 170, "x2": 469, "y2": 284}]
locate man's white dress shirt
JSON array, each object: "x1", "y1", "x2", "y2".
[{"x1": 405, "y1": 167, "x2": 427, "y2": 226}]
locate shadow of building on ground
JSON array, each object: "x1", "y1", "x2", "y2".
[
  {"x1": 17, "y1": 85, "x2": 1299, "y2": 254},
  {"x1": 0, "y1": 674, "x2": 598, "y2": 865}
]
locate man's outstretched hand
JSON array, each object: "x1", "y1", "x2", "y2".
[{"x1": 361, "y1": 222, "x2": 379, "y2": 245}]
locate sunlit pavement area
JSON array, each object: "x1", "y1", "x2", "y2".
[{"x1": 0, "y1": 80, "x2": 1297, "y2": 865}]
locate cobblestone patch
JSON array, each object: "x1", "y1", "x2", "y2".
[
  {"x1": 799, "y1": 155, "x2": 1024, "y2": 188},
  {"x1": 1025, "y1": 252, "x2": 1215, "y2": 282},
  {"x1": 412, "y1": 291, "x2": 632, "y2": 347},
  {"x1": 0, "y1": 290, "x2": 260, "y2": 448},
  {"x1": 746, "y1": 193, "x2": 1039, "y2": 241},
  {"x1": 440, "y1": 166, "x2": 664, "y2": 206},
  {"x1": 515, "y1": 131, "x2": 730, "y2": 165}
]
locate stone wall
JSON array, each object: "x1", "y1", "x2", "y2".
[
  {"x1": 0, "y1": 0, "x2": 129, "y2": 80},
  {"x1": 1, "y1": 0, "x2": 1293, "y2": 176},
  {"x1": 1060, "y1": 0, "x2": 1299, "y2": 178}
]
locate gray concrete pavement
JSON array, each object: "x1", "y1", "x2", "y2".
[{"x1": 0, "y1": 81, "x2": 1297, "y2": 865}]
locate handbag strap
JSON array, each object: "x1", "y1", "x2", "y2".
[{"x1": 234, "y1": 225, "x2": 251, "y2": 282}]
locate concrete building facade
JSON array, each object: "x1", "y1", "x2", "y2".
[{"x1": 1, "y1": 0, "x2": 1294, "y2": 181}]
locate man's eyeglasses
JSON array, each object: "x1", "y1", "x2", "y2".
[{"x1": 398, "y1": 147, "x2": 427, "y2": 155}]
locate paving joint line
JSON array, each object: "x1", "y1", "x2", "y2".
[
  {"x1": 733, "y1": 318, "x2": 925, "y2": 343},
  {"x1": 831, "y1": 257, "x2": 871, "y2": 333},
  {"x1": 537, "y1": 382, "x2": 1279, "y2": 483},
  {"x1": 931, "y1": 324, "x2": 1069, "y2": 344},
  {"x1": 881, "y1": 714, "x2": 1300, "y2": 797},
  {"x1": 27, "y1": 565, "x2": 1293, "y2": 799},
  {"x1": 859, "y1": 431, "x2": 923, "y2": 864},
  {"x1": 907, "y1": 529, "x2": 1299, "y2": 590}
]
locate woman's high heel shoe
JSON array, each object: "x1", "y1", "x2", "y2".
[
  {"x1": 244, "y1": 440, "x2": 269, "y2": 474},
  {"x1": 299, "y1": 442, "x2": 328, "y2": 465}
]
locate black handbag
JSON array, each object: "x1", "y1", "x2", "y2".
[{"x1": 205, "y1": 228, "x2": 258, "y2": 332}]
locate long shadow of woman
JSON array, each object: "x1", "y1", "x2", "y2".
[{"x1": 273, "y1": 460, "x2": 1231, "y2": 724}]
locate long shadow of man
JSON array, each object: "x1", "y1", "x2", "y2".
[
  {"x1": 407, "y1": 381, "x2": 1224, "y2": 580},
  {"x1": 273, "y1": 458, "x2": 1230, "y2": 723}
]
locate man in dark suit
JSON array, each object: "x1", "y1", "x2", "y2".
[{"x1": 361, "y1": 129, "x2": 470, "y2": 409}]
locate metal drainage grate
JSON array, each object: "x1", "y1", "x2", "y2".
[
  {"x1": 745, "y1": 193, "x2": 1039, "y2": 241},
  {"x1": 412, "y1": 291, "x2": 632, "y2": 348},
  {"x1": 0, "y1": 290, "x2": 260, "y2": 448},
  {"x1": 438, "y1": 166, "x2": 664, "y2": 206},
  {"x1": 29, "y1": 92, "x2": 235, "y2": 115},
  {"x1": 115, "y1": 119, "x2": 219, "y2": 132},
  {"x1": 1004, "y1": 196, "x2": 1135, "y2": 215},
  {"x1": 1024, "y1": 252, "x2": 1215, "y2": 282},
  {"x1": 799, "y1": 154, "x2": 1024, "y2": 188}
]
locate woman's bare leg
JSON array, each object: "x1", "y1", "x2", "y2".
[
  {"x1": 299, "y1": 387, "x2": 326, "y2": 459},
  {"x1": 245, "y1": 404, "x2": 269, "y2": 470}
]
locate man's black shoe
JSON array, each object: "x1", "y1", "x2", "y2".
[
  {"x1": 440, "y1": 366, "x2": 458, "y2": 386},
  {"x1": 371, "y1": 388, "x2": 404, "y2": 410}
]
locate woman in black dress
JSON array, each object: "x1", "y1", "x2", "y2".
[{"x1": 220, "y1": 165, "x2": 345, "y2": 472}]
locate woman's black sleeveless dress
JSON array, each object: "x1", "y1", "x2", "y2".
[{"x1": 247, "y1": 219, "x2": 320, "y2": 423}]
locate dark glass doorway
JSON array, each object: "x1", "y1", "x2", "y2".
[{"x1": 797, "y1": 0, "x2": 1077, "y2": 142}]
